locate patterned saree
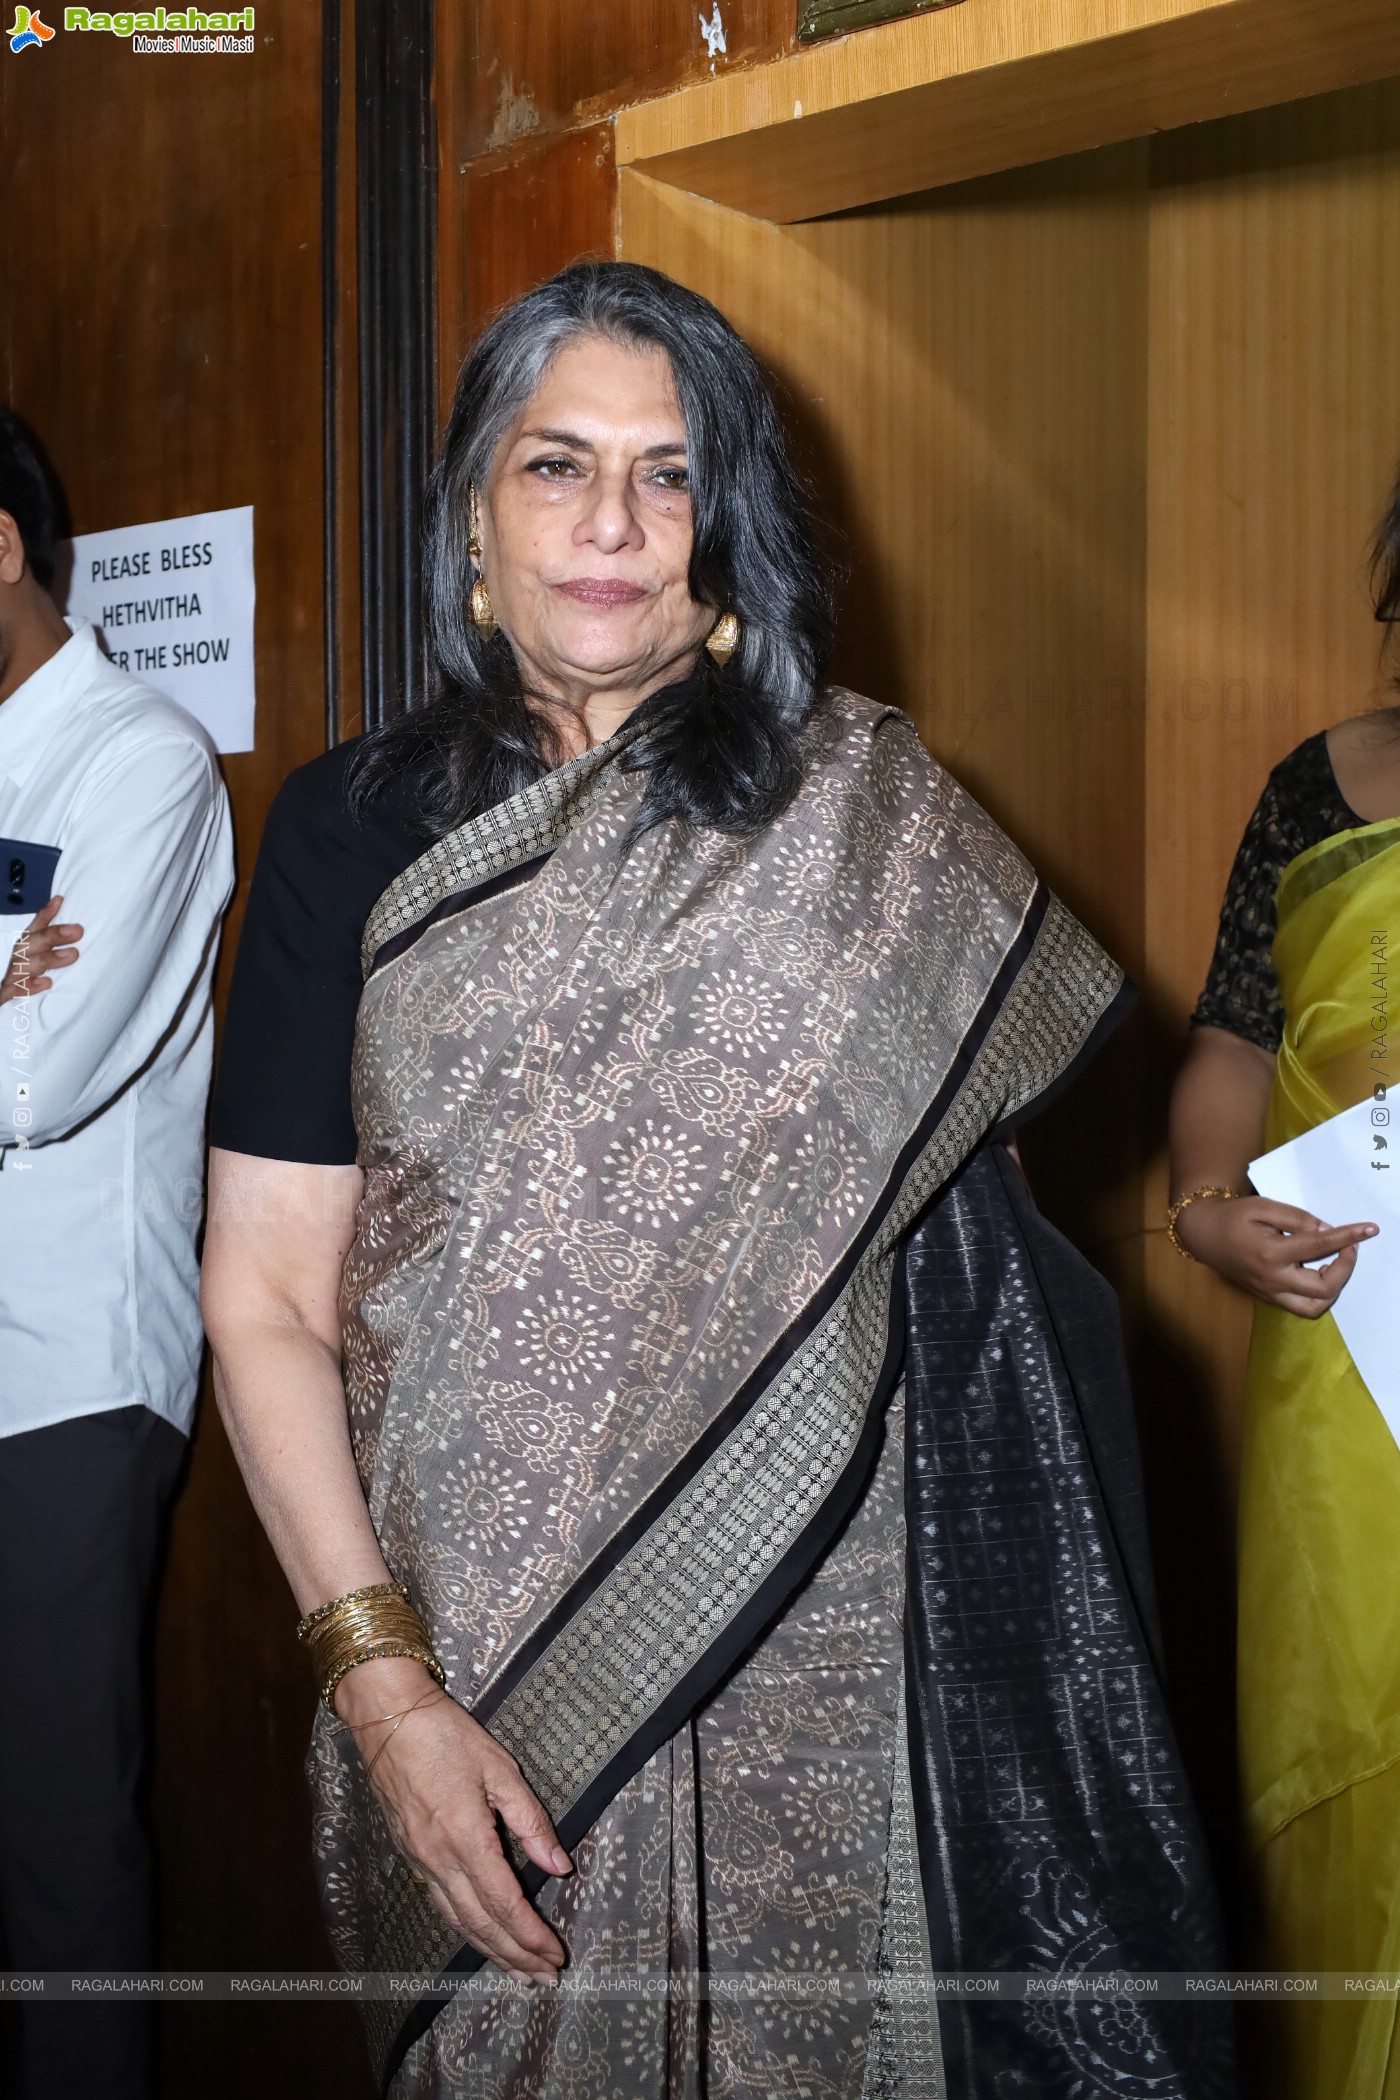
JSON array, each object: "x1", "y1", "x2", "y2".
[
  {"x1": 1239, "y1": 817, "x2": 1400, "y2": 2100},
  {"x1": 312, "y1": 692, "x2": 1235, "y2": 2098}
]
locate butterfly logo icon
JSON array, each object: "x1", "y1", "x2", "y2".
[{"x1": 8, "y1": 7, "x2": 55, "y2": 51}]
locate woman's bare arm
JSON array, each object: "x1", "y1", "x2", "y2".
[
  {"x1": 201, "y1": 1148, "x2": 571, "y2": 1979},
  {"x1": 1167, "y1": 1025, "x2": 1376, "y2": 1316},
  {"x1": 202, "y1": 1148, "x2": 385, "y2": 1604},
  {"x1": 1168, "y1": 1024, "x2": 1274, "y2": 1203}
]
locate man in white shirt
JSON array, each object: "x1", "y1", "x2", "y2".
[{"x1": 0, "y1": 410, "x2": 234, "y2": 2100}]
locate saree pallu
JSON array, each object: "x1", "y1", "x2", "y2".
[
  {"x1": 1238, "y1": 817, "x2": 1400, "y2": 2100},
  {"x1": 312, "y1": 691, "x2": 1234, "y2": 2097}
]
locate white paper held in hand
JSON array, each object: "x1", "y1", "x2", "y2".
[{"x1": 1249, "y1": 1094, "x2": 1398, "y2": 1445}]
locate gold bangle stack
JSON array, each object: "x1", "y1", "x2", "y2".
[
  {"x1": 296, "y1": 1581, "x2": 446, "y2": 1711},
  {"x1": 1166, "y1": 1184, "x2": 1240, "y2": 1261}
]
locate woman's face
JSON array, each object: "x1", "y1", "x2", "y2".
[{"x1": 479, "y1": 334, "x2": 715, "y2": 710}]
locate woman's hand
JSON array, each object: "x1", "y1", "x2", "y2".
[
  {"x1": 338, "y1": 1658, "x2": 572, "y2": 1983},
  {"x1": 1175, "y1": 1192, "x2": 1377, "y2": 1317},
  {"x1": 1, "y1": 895, "x2": 83, "y2": 1003},
  {"x1": 202, "y1": 1157, "x2": 575, "y2": 1978}
]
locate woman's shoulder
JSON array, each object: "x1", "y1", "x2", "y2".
[
  {"x1": 273, "y1": 734, "x2": 386, "y2": 825},
  {"x1": 807, "y1": 686, "x2": 1035, "y2": 880},
  {"x1": 817, "y1": 686, "x2": 911, "y2": 739},
  {"x1": 1251, "y1": 722, "x2": 1360, "y2": 835},
  {"x1": 1324, "y1": 702, "x2": 1400, "y2": 746},
  {"x1": 1321, "y1": 705, "x2": 1400, "y2": 776},
  {"x1": 262, "y1": 736, "x2": 425, "y2": 884},
  {"x1": 1318, "y1": 705, "x2": 1400, "y2": 829},
  {"x1": 816, "y1": 688, "x2": 956, "y2": 771}
]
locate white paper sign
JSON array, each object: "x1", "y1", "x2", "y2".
[
  {"x1": 1249, "y1": 1094, "x2": 1398, "y2": 1444},
  {"x1": 60, "y1": 505, "x2": 256, "y2": 754}
]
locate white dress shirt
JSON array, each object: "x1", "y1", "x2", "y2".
[{"x1": 0, "y1": 620, "x2": 234, "y2": 1437}]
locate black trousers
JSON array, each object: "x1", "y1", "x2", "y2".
[{"x1": 0, "y1": 1406, "x2": 185, "y2": 2100}]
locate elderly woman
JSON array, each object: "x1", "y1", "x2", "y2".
[{"x1": 204, "y1": 264, "x2": 1233, "y2": 2100}]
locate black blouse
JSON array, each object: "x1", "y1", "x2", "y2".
[
  {"x1": 209, "y1": 739, "x2": 425, "y2": 1164},
  {"x1": 1192, "y1": 731, "x2": 1364, "y2": 1053}
]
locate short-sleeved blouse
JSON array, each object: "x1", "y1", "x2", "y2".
[
  {"x1": 209, "y1": 739, "x2": 424, "y2": 1164},
  {"x1": 1192, "y1": 731, "x2": 1363, "y2": 1053}
]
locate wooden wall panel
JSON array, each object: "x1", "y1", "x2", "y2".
[
  {"x1": 446, "y1": 0, "x2": 795, "y2": 163},
  {"x1": 616, "y1": 0, "x2": 1398, "y2": 222},
  {"x1": 1, "y1": 24, "x2": 371, "y2": 2099},
  {"x1": 436, "y1": 0, "x2": 799, "y2": 374},
  {"x1": 444, "y1": 125, "x2": 618, "y2": 395}
]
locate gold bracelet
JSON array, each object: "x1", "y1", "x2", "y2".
[
  {"x1": 295, "y1": 1581, "x2": 408, "y2": 1641},
  {"x1": 1166, "y1": 1184, "x2": 1241, "y2": 1261},
  {"x1": 320, "y1": 1643, "x2": 447, "y2": 1713},
  {"x1": 304, "y1": 1601, "x2": 442, "y2": 1700},
  {"x1": 297, "y1": 1583, "x2": 446, "y2": 1711},
  {"x1": 363, "y1": 1688, "x2": 445, "y2": 1782}
]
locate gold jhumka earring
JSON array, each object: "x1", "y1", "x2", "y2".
[
  {"x1": 467, "y1": 486, "x2": 498, "y2": 640},
  {"x1": 706, "y1": 610, "x2": 740, "y2": 666}
]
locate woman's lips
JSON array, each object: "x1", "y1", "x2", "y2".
[{"x1": 555, "y1": 578, "x2": 649, "y2": 608}]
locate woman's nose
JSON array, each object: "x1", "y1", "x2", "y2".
[{"x1": 576, "y1": 478, "x2": 644, "y2": 554}]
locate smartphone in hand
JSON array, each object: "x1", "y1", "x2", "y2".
[{"x1": 1, "y1": 839, "x2": 62, "y2": 915}]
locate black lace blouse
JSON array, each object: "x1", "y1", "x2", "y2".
[{"x1": 1192, "y1": 731, "x2": 1363, "y2": 1053}]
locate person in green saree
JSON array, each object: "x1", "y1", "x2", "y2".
[
  {"x1": 1169, "y1": 474, "x2": 1400, "y2": 2100},
  {"x1": 204, "y1": 263, "x2": 1233, "y2": 2100}
]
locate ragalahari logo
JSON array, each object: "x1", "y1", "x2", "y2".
[{"x1": 8, "y1": 6, "x2": 55, "y2": 48}]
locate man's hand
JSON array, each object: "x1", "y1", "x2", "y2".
[{"x1": 0, "y1": 895, "x2": 83, "y2": 1005}]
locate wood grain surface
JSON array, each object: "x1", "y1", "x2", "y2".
[
  {"x1": 443, "y1": 124, "x2": 618, "y2": 391},
  {"x1": 618, "y1": 0, "x2": 1399, "y2": 221},
  {"x1": 446, "y1": 0, "x2": 795, "y2": 164}
]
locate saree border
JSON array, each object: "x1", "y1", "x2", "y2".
[
  {"x1": 371, "y1": 889, "x2": 1124, "y2": 2092},
  {"x1": 988, "y1": 972, "x2": 1134, "y2": 1142},
  {"x1": 367, "y1": 852, "x2": 554, "y2": 975},
  {"x1": 360, "y1": 720, "x2": 645, "y2": 979},
  {"x1": 1274, "y1": 813, "x2": 1400, "y2": 925}
]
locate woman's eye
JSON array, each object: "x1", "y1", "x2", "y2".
[
  {"x1": 526, "y1": 456, "x2": 582, "y2": 480},
  {"x1": 650, "y1": 468, "x2": 690, "y2": 494}
]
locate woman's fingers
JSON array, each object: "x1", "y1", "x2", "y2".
[
  {"x1": 486, "y1": 1757, "x2": 573, "y2": 1879},
  {"x1": 365, "y1": 1705, "x2": 567, "y2": 1978},
  {"x1": 421, "y1": 1856, "x2": 561, "y2": 1978},
  {"x1": 1263, "y1": 1243, "x2": 1360, "y2": 1316},
  {"x1": 418, "y1": 1870, "x2": 548, "y2": 1978},
  {"x1": 1248, "y1": 1198, "x2": 1340, "y2": 1232},
  {"x1": 1267, "y1": 1220, "x2": 1377, "y2": 1269},
  {"x1": 449, "y1": 1831, "x2": 566, "y2": 1969},
  {"x1": 416, "y1": 1808, "x2": 565, "y2": 1975},
  {"x1": 1275, "y1": 1242, "x2": 1360, "y2": 1308},
  {"x1": 1188, "y1": 1198, "x2": 1378, "y2": 1314}
]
